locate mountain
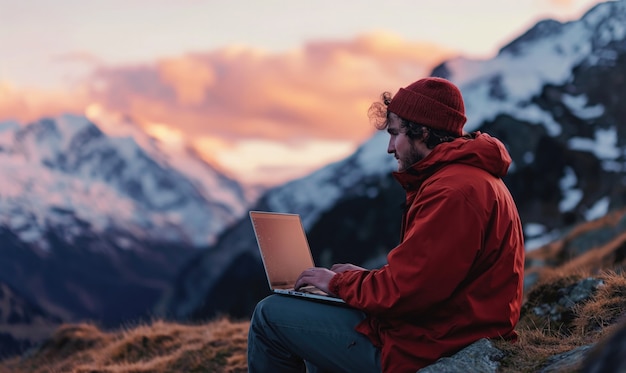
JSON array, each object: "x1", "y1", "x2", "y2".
[
  {"x1": 0, "y1": 281, "x2": 61, "y2": 359},
  {"x1": 432, "y1": 0, "x2": 626, "y2": 248},
  {"x1": 0, "y1": 115, "x2": 252, "y2": 327},
  {"x1": 158, "y1": 0, "x2": 626, "y2": 320},
  {"x1": 0, "y1": 114, "x2": 251, "y2": 247}
]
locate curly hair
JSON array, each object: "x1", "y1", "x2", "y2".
[{"x1": 368, "y1": 91, "x2": 462, "y2": 149}]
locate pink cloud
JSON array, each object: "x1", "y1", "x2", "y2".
[
  {"x1": 0, "y1": 82, "x2": 88, "y2": 123},
  {"x1": 0, "y1": 32, "x2": 455, "y2": 179},
  {"x1": 85, "y1": 32, "x2": 455, "y2": 145}
]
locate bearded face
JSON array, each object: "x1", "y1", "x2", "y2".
[{"x1": 386, "y1": 113, "x2": 427, "y2": 171}]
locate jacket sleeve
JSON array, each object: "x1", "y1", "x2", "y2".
[{"x1": 329, "y1": 183, "x2": 485, "y2": 317}]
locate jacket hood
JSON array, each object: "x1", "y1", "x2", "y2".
[{"x1": 393, "y1": 132, "x2": 512, "y2": 188}]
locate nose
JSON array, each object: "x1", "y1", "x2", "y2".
[{"x1": 387, "y1": 137, "x2": 395, "y2": 154}]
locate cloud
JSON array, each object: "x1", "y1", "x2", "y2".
[
  {"x1": 0, "y1": 82, "x2": 88, "y2": 123},
  {"x1": 0, "y1": 32, "x2": 455, "y2": 185},
  {"x1": 158, "y1": 57, "x2": 217, "y2": 105},
  {"x1": 85, "y1": 32, "x2": 455, "y2": 146},
  {"x1": 199, "y1": 136, "x2": 356, "y2": 186}
]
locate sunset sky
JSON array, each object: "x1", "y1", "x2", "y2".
[{"x1": 0, "y1": 0, "x2": 606, "y2": 186}]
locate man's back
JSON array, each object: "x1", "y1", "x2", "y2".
[{"x1": 331, "y1": 133, "x2": 525, "y2": 371}]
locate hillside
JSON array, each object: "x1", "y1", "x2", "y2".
[
  {"x1": 0, "y1": 282, "x2": 61, "y2": 360},
  {"x1": 2, "y1": 209, "x2": 626, "y2": 372},
  {"x1": 0, "y1": 318, "x2": 248, "y2": 373}
]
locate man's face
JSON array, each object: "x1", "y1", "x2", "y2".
[{"x1": 386, "y1": 112, "x2": 424, "y2": 172}]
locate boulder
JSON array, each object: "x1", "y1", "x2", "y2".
[{"x1": 416, "y1": 338, "x2": 504, "y2": 373}]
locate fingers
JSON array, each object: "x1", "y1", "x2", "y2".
[
  {"x1": 294, "y1": 267, "x2": 315, "y2": 290},
  {"x1": 294, "y1": 267, "x2": 335, "y2": 293}
]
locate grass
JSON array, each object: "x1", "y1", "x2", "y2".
[
  {"x1": 495, "y1": 270, "x2": 626, "y2": 372},
  {"x1": 0, "y1": 318, "x2": 249, "y2": 373}
]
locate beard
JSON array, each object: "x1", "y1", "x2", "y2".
[{"x1": 398, "y1": 143, "x2": 424, "y2": 172}]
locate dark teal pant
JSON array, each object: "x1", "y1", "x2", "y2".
[{"x1": 247, "y1": 294, "x2": 381, "y2": 372}]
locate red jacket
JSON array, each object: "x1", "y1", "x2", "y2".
[{"x1": 328, "y1": 132, "x2": 525, "y2": 372}]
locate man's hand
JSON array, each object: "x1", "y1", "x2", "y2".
[
  {"x1": 294, "y1": 267, "x2": 337, "y2": 295},
  {"x1": 331, "y1": 263, "x2": 366, "y2": 273}
]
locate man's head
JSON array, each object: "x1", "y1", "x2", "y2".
[{"x1": 368, "y1": 77, "x2": 467, "y2": 171}]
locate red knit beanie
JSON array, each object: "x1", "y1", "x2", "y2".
[{"x1": 387, "y1": 77, "x2": 467, "y2": 136}]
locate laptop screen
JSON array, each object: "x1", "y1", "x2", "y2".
[{"x1": 250, "y1": 211, "x2": 315, "y2": 290}]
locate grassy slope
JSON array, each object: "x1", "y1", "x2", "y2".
[{"x1": 0, "y1": 318, "x2": 249, "y2": 373}]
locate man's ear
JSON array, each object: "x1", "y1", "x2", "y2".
[{"x1": 420, "y1": 126, "x2": 429, "y2": 142}]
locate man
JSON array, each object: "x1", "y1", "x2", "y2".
[{"x1": 247, "y1": 77, "x2": 525, "y2": 372}]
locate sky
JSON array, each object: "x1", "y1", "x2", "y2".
[{"x1": 0, "y1": 0, "x2": 607, "y2": 186}]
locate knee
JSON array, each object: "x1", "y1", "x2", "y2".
[{"x1": 251, "y1": 295, "x2": 282, "y2": 326}]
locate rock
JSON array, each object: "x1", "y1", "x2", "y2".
[
  {"x1": 529, "y1": 277, "x2": 604, "y2": 324},
  {"x1": 558, "y1": 278, "x2": 604, "y2": 309},
  {"x1": 580, "y1": 319, "x2": 626, "y2": 373},
  {"x1": 416, "y1": 338, "x2": 504, "y2": 373},
  {"x1": 537, "y1": 344, "x2": 594, "y2": 373}
]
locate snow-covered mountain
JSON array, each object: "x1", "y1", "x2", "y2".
[
  {"x1": 0, "y1": 114, "x2": 251, "y2": 247},
  {"x1": 431, "y1": 0, "x2": 626, "y2": 248},
  {"x1": 159, "y1": 0, "x2": 626, "y2": 320},
  {"x1": 0, "y1": 114, "x2": 254, "y2": 326}
]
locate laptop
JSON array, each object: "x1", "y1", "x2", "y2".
[{"x1": 249, "y1": 211, "x2": 345, "y2": 304}]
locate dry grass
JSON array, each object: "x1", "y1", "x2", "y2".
[
  {"x1": 496, "y1": 270, "x2": 626, "y2": 372},
  {"x1": 494, "y1": 209, "x2": 626, "y2": 371},
  {"x1": 0, "y1": 318, "x2": 249, "y2": 373},
  {"x1": 525, "y1": 207, "x2": 626, "y2": 272}
]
